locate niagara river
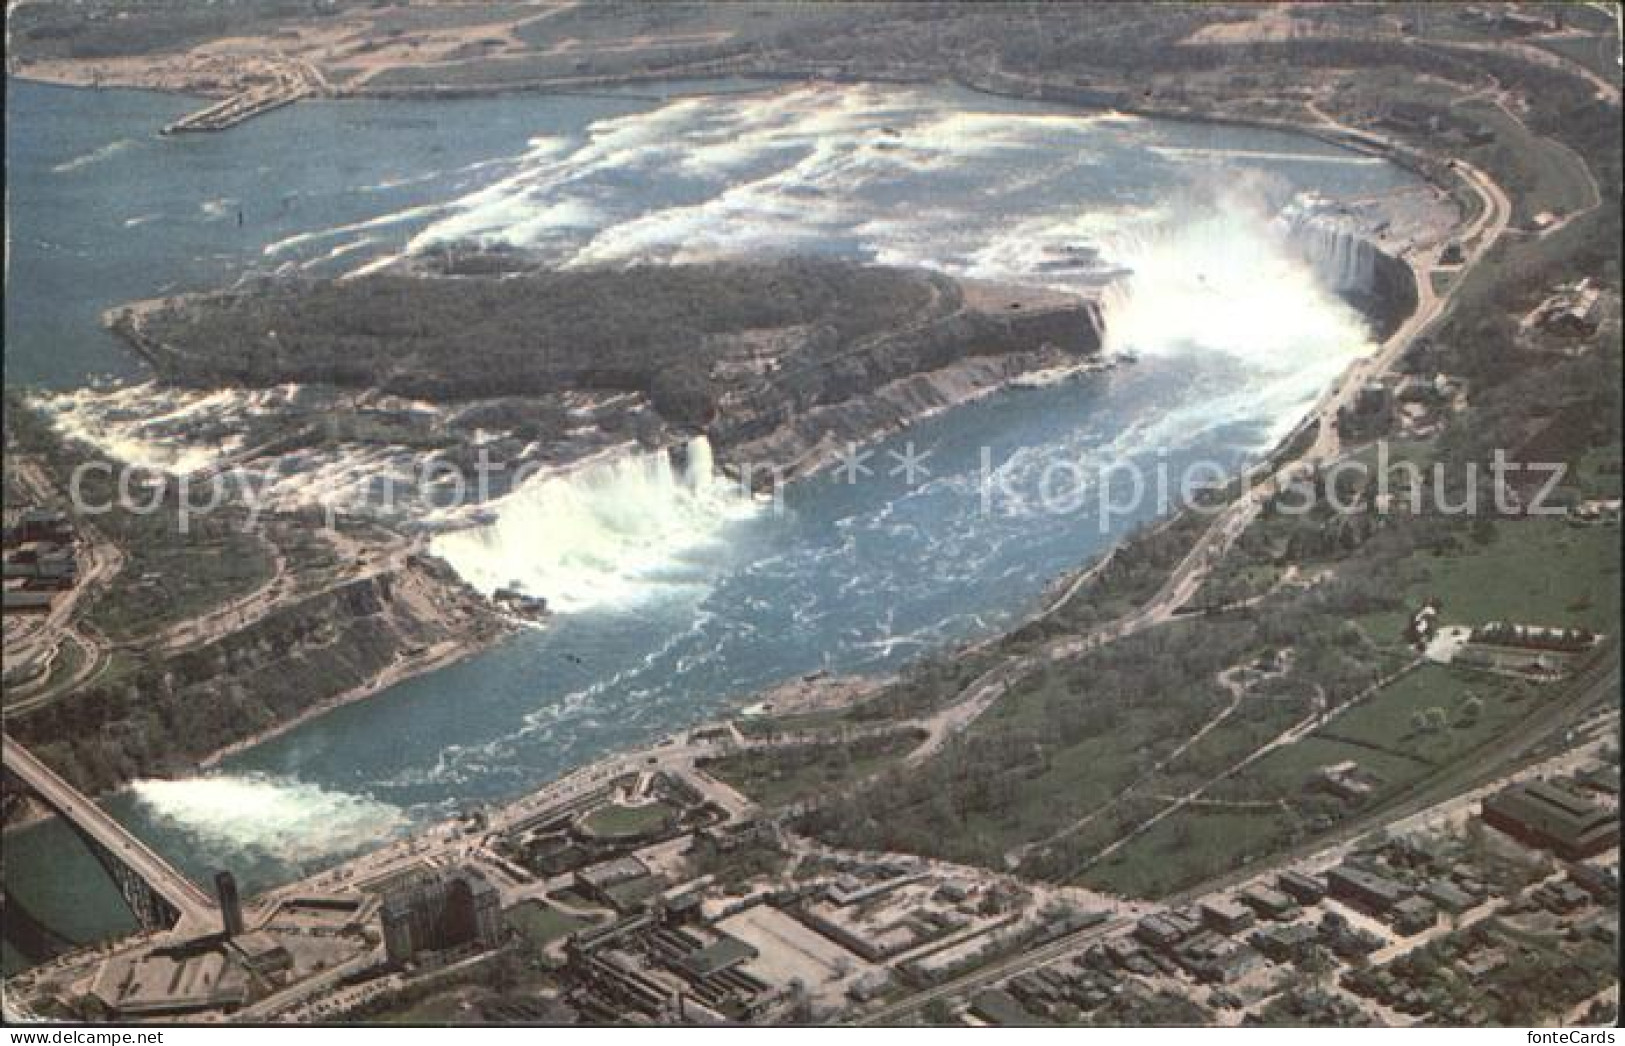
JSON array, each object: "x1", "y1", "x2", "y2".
[{"x1": 2, "y1": 77, "x2": 1450, "y2": 964}]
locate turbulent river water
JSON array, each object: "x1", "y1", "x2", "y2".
[{"x1": 3, "y1": 77, "x2": 1443, "y2": 965}]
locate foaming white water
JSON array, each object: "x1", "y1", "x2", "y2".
[
  {"x1": 130, "y1": 775, "x2": 408, "y2": 863},
  {"x1": 52, "y1": 138, "x2": 135, "y2": 174},
  {"x1": 263, "y1": 202, "x2": 445, "y2": 258},
  {"x1": 397, "y1": 84, "x2": 1150, "y2": 268},
  {"x1": 1274, "y1": 194, "x2": 1382, "y2": 296},
  {"x1": 1150, "y1": 145, "x2": 1385, "y2": 166},
  {"x1": 430, "y1": 436, "x2": 757, "y2": 614},
  {"x1": 31, "y1": 383, "x2": 306, "y2": 474},
  {"x1": 1097, "y1": 197, "x2": 1374, "y2": 374}
]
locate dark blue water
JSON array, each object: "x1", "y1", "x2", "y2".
[{"x1": 3, "y1": 78, "x2": 1431, "y2": 968}]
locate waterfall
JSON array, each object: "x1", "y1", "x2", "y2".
[
  {"x1": 429, "y1": 436, "x2": 758, "y2": 614},
  {"x1": 129, "y1": 775, "x2": 408, "y2": 864},
  {"x1": 1273, "y1": 196, "x2": 1379, "y2": 295},
  {"x1": 1096, "y1": 200, "x2": 1373, "y2": 374}
]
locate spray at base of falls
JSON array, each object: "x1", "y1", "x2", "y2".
[
  {"x1": 128, "y1": 776, "x2": 408, "y2": 866},
  {"x1": 1097, "y1": 193, "x2": 1377, "y2": 377},
  {"x1": 430, "y1": 436, "x2": 759, "y2": 614}
]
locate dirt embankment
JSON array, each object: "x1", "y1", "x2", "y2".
[{"x1": 4, "y1": 553, "x2": 512, "y2": 799}]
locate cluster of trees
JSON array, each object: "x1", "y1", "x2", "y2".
[{"x1": 132, "y1": 259, "x2": 972, "y2": 432}]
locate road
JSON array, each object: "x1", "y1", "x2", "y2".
[
  {"x1": 902, "y1": 104, "x2": 1511, "y2": 767},
  {"x1": 3, "y1": 459, "x2": 123, "y2": 714},
  {"x1": 857, "y1": 677, "x2": 1616, "y2": 1025},
  {"x1": 1, "y1": 735, "x2": 217, "y2": 928},
  {"x1": 851, "y1": 99, "x2": 1540, "y2": 1023}
]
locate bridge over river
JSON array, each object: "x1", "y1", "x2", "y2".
[{"x1": 2, "y1": 736, "x2": 217, "y2": 938}]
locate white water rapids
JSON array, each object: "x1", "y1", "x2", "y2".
[{"x1": 428, "y1": 437, "x2": 759, "y2": 614}]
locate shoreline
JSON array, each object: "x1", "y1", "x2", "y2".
[
  {"x1": 5, "y1": 68, "x2": 1442, "y2": 824},
  {"x1": 195, "y1": 628, "x2": 509, "y2": 770}
]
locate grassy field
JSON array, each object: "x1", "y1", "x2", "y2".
[
  {"x1": 1356, "y1": 517, "x2": 1621, "y2": 641},
  {"x1": 505, "y1": 901, "x2": 596, "y2": 952},
  {"x1": 1078, "y1": 650, "x2": 1581, "y2": 898},
  {"x1": 88, "y1": 534, "x2": 274, "y2": 643},
  {"x1": 1080, "y1": 802, "x2": 1303, "y2": 897},
  {"x1": 703, "y1": 730, "x2": 923, "y2": 809},
  {"x1": 578, "y1": 800, "x2": 677, "y2": 840},
  {"x1": 378, "y1": 985, "x2": 489, "y2": 1025},
  {"x1": 1571, "y1": 443, "x2": 1623, "y2": 499},
  {"x1": 1187, "y1": 562, "x2": 1284, "y2": 610},
  {"x1": 1459, "y1": 99, "x2": 1598, "y2": 227},
  {"x1": 1319, "y1": 664, "x2": 1531, "y2": 765},
  {"x1": 735, "y1": 704, "x2": 865, "y2": 739},
  {"x1": 938, "y1": 670, "x2": 1242, "y2": 860},
  {"x1": 1532, "y1": 33, "x2": 1625, "y2": 84}
]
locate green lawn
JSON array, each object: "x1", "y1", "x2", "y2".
[
  {"x1": 1135, "y1": 697, "x2": 1311, "y2": 797},
  {"x1": 1211, "y1": 734, "x2": 1433, "y2": 806},
  {"x1": 1459, "y1": 99, "x2": 1598, "y2": 227},
  {"x1": 1086, "y1": 653, "x2": 1578, "y2": 898},
  {"x1": 1320, "y1": 664, "x2": 1531, "y2": 765},
  {"x1": 1532, "y1": 33, "x2": 1625, "y2": 84},
  {"x1": 377, "y1": 986, "x2": 490, "y2": 1024},
  {"x1": 1188, "y1": 562, "x2": 1284, "y2": 610},
  {"x1": 703, "y1": 730, "x2": 924, "y2": 809},
  {"x1": 505, "y1": 901, "x2": 595, "y2": 952},
  {"x1": 1356, "y1": 518, "x2": 1621, "y2": 641},
  {"x1": 735, "y1": 704, "x2": 864, "y2": 739},
  {"x1": 942, "y1": 671, "x2": 1237, "y2": 859},
  {"x1": 577, "y1": 800, "x2": 677, "y2": 840},
  {"x1": 1571, "y1": 443, "x2": 1623, "y2": 500},
  {"x1": 88, "y1": 534, "x2": 274, "y2": 643},
  {"x1": 1080, "y1": 803, "x2": 1303, "y2": 897}
]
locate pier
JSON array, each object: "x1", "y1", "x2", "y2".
[{"x1": 162, "y1": 62, "x2": 323, "y2": 135}]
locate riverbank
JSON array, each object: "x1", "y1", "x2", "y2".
[
  {"x1": 196, "y1": 629, "x2": 504, "y2": 770},
  {"x1": 18, "y1": 86, "x2": 1429, "y2": 800},
  {"x1": 0, "y1": 59, "x2": 1449, "y2": 844}
]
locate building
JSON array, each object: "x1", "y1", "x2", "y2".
[
  {"x1": 1316, "y1": 761, "x2": 1378, "y2": 802},
  {"x1": 1135, "y1": 913, "x2": 1191, "y2": 949},
  {"x1": 575, "y1": 855, "x2": 663, "y2": 912},
  {"x1": 11, "y1": 509, "x2": 71, "y2": 545},
  {"x1": 1250, "y1": 922, "x2": 1320, "y2": 962},
  {"x1": 1239, "y1": 884, "x2": 1299, "y2": 922},
  {"x1": 1277, "y1": 870, "x2": 1327, "y2": 905},
  {"x1": 216, "y1": 870, "x2": 245, "y2": 938},
  {"x1": 1470, "y1": 622, "x2": 1597, "y2": 654},
  {"x1": 1389, "y1": 896, "x2": 1437, "y2": 936},
  {"x1": 1421, "y1": 879, "x2": 1475, "y2": 915},
  {"x1": 1173, "y1": 931, "x2": 1262, "y2": 984},
  {"x1": 1326, "y1": 864, "x2": 1409, "y2": 914},
  {"x1": 1566, "y1": 862, "x2": 1619, "y2": 902},
  {"x1": 229, "y1": 931, "x2": 293, "y2": 979},
  {"x1": 2, "y1": 590, "x2": 53, "y2": 614},
  {"x1": 1481, "y1": 781, "x2": 1619, "y2": 860},
  {"x1": 89, "y1": 946, "x2": 249, "y2": 1019},
  {"x1": 1199, "y1": 898, "x2": 1255, "y2": 936},
  {"x1": 380, "y1": 867, "x2": 503, "y2": 965}
]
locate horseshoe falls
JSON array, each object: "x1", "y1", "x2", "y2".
[{"x1": 2, "y1": 78, "x2": 1449, "y2": 959}]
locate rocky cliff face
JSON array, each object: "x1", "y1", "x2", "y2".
[
  {"x1": 6, "y1": 555, "x2": 510, "y2": 798},
  {"x1": 1279, "y1": 205, "x2": 1419, "y2": 340},
  {"x1": 705, "y1": 287, "x2": 1104, "y2": 481},
  {"x1": 111, "y1": 259, "x2": 1104, "y2": 488}
]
